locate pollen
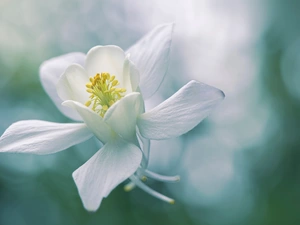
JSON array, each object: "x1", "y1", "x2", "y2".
[{"x1": 85, "y1": 72, "x2": 126, "y2": 117}]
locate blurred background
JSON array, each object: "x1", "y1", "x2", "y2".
[{"x1": 1, "y1": 0, "x2": 300, "y2": 224}]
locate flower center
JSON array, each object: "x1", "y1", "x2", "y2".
[{"x1": 85, "y1": 72, "x2": 126, "y2": 117}]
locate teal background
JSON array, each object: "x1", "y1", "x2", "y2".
[{"x1": 1, "y1": 0, "x2": 300, "y2": 224}]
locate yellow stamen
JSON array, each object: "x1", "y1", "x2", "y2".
[
  {"x1": 102, "y1": 105, "x2": 108, "y2": 111},
  {"x1": 169, "y1": 200, "x2": 175, "y2": 205},
  {"x1": 109, "y1": 100, "x2": 114, "y2": 106},
  {"x1": 85, "y1": 100, "x2": 92, "y2": 107},
  {"x1": 124, "y1": 182, "x2": 136, "y2": 192},
  {"x1": 84, "y1": 72, "x2": 126, "y2": 117},
  {"x1": 86, "y1": 83, "x2": 93, "y2": 88},
  {"x1": 112, "y1": 80, "x2": 118, "y2": 86}
]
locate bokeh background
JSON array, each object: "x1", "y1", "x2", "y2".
[{"x1": 1, "y1": 0, "x2": 300, "y2": 224}]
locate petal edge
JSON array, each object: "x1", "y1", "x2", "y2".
[
  {"x1": 72, "y1": 139, "x2": 142, "y2": 211},
  {"x1": 126, "y1": 23, "x2": 174, "y2": 99},
  {"x1": 39, "y1": 52, "x2": 86, "y2": 121},
  {"x1": 137, "y1": 80, "x2": 225, "y2": 140},
  {"x1": 0, "y1": 120, "x2": 92, "y2": 154}
]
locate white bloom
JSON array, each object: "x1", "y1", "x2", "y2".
[{"x1": 0, "y1": 23, "x2": 225, "y2": 211}]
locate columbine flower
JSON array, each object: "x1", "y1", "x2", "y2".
[{"x1": 0, "y1": 23, "x2": 225, "y2": 211}]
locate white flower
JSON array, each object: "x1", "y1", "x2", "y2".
[{"x1": 0, "y1": 23, "x2": 225, "y2": 211}]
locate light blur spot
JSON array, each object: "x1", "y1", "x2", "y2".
[
  {"x1": 168, "y1": 131, "x2": 255, "y2": 225},
  {"x1": 281, "y1": 38, "x2": 300, "y2": 100},
  {"x1": 177, "y1": 132, "x2": 238, "y2": 205},
  {"x1": 148, "y1": 137, "x2": 184, "y2": 174}
]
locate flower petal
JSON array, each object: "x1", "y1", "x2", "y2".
[
  {"x1": 122, "y1": 57, "x2": 140, "y2": 93},
  {"x1": 0, "y1": 120, "x2": 92, "y2": 154},
  {"x1": 137, "y1": 80, "x2": 225, "y2": 140},
  {"x1": 56, "y1": 64, "x2": 90, "y2": 105},
  {"x1": 39, "y1": 52, "x2": 85, "y2": 121},
  {"x1": 72, "y1": 138, "x2": 142, "y2": 211},
  {"x1": 136, "y1": 129, "x2": 150, "y2": 168},
  {"x1": 62, "y1": 100, "x2": 112, "y2": 144},
  {"x1": 85, "y1": 45, "x2": 125, "y2": 84},
  {"x1": 104, "y1": 92, "x2": 144, "y2": 143},
  {"x1": 126, "y1": 23, "x2": 174, "y2": 99}
]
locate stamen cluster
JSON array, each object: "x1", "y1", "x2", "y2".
[{"x1": 85, "y1": 73, "x2": 126, "y2": 117}]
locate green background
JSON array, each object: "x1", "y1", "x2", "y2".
[{"x1": 1, "y1": 0, "x2": 300, "y2": 224}]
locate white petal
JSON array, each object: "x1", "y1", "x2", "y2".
[
  {"x1": 0, "y1": 120, "x2": 92, "y2": 154},
  {"x1": 122, "y1": 57, "x2": 140, "y2": 93},
  {"x1": 56, "y1": 64, "x2": 90, "y2": 105},
  {"x1": 62, "y1": 100, "x2": 113, "y2": 144},
  {"x1": 39, "y1": 52, "x2": 85, "y2": 121},
  {"x1": 136, "y1": 128, "x2": 150, "y2": 168},
  {"x1": 85, "y1": 45, "x2": 125, "y2": 83},
  {"x1": 137, "y1": 80, "x2": 225, "y2": 140},
  {"x1": 104, "y1": 93, "x2": 144, "y2": 143},
  {"x1": 72, "y1": 138, "x2": 142, "y2": 211},
  {"x1": 126, "y1": 23, "x2": 174, "y2": 99}
]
